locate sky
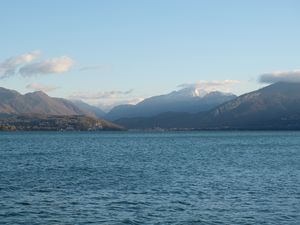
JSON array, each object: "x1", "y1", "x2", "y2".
[{"x1": 0, "y1": 0, "x2": 300, "y2": 110}]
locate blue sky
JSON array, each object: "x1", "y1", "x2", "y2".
[{"x1": 0, "y1": 0, "x2": 299, "y2": 109}]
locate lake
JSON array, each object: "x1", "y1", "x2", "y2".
[{"x1": 0, "y1": 131, "x2": 299, "y2": 224}]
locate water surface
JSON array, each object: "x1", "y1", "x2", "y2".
[{"x1": 0, "y1": 131, "x2": 300, "y2": 224}]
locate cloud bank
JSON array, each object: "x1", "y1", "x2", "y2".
[
  {"x1": 26, "y1": 83, "x2": 59, "y2": 92},
  {"x1": 20, "y1": 56, "x2": 73, "y2": 77},
  {"x1": 178, "y1": 80, "x2": 240, "y2": 92},
  {"x1": 69, "y1": 89, "x2": 140, "y2": 111},
  {"x1": 70, "y1": 89, "x2": 134, "y2": 100},
  {"x1": 259, "y1": 69, "x2": 300, "y2": 83},
  {"x1": 0, "y1": 52, "x2": 73, "y2": 78},
  {"x1": 0, "y1": 51, "x2": 40, "y2": 78}
]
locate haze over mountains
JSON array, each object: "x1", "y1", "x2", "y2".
[
  {"x1": 2, "y1": 82, "x2": 300, "y2": 130},
  {"x1": 0, "y1": 86, "x2": 236, "y2": 120},
  {"x1": 105, "y1": 87, "x2": 236, "y2": 120},
  {"x1": 115, "y1": 82, "x2": 300, "y2": 130},
  {"x1": 71, "y1": 99, "x2": 106, "y2": 118}
]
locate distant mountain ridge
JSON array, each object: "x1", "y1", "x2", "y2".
[
  {"x1": 206, "y1": 82, "x2": 300, "y2": 129},
  {"x1": 115, "y1": 82, "x2": 300, "y2": 130},
  {"x1": 0, "y1": 87, "x2": 125, "y2": 131},
  {"x1": 105, "y1": 87, "x2": 236, "y2": 120},
  {"x1": 0, "y1": 87, "x2": 93, "y2": 117},
  {"x1": 4, "y1": 82, "x2": 300, "y2": 130},
  {"x1": 71, "y1": 99, "x2": 106, "y2": 118}
]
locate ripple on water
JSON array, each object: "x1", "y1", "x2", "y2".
[{"x1": 0, "y1": 131, "x2": 300, "y2": 224}]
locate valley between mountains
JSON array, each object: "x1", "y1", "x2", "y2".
[{"x1": 1, "y1": 82, "x2": 300, "y2": 130}]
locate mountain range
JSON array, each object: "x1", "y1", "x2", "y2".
[
  {"x1": 115, "y1": 82, "x2": 300, "y2": 130},
  {"x1": 105, "y1": 87, "x2": 236, "y2": 120},
  {"x1": 0, "y1": 87, "x2": 91, "y2": 117},
  {"x1": 2, "y1": 82, "x2": 300, "y2": 130},
  {"x1": 0, "y1": 87, "x2": 122, "y2": 131}
]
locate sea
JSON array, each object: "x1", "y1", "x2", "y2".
[{"x1": 0, "y1": 131, "x2": 299, "y2": 225}]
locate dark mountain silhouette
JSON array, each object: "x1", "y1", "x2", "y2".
[
  {"x1": 115, "y1": 82, "x2": 300, "y2": 130},
  {"x1": 205, "y1": 82, "x2": 300, "y2": 129}
]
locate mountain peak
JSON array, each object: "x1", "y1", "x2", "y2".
[
  {"x1": 31, "y1": 91, "x2": 48, "y2": 96},
  {"x1": 115, "y1": 82, "x2": 300, "y2": 130},
  {"x1": 170, "y1": 87, "x2": 208, "y2": 98},
  {"x1": 24, "y1": 91, "x2": 50, "y2": 100},
  {"x1": 105, "y1": 87, "x2": 236, "y2": 120},
  {"x1": 0, "y1": 88, "x2": 92, "y2": 116}
]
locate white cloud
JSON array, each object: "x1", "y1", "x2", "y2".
[
  {"x1": 0, "y1": 51, "x2": 40, "y2": 78},
  {"x1": 26, "y1": 83, "x2": 59, "y2": 92},
  {"x1": 178, "y1": 80, "x2": 240, "y2": 92},
  {"x1": 19, "y1": 56, "x2": 74, "y2": 77},
  {"x1": 69, "y1": 89, "x2": 133, "y2": 100},
  {"x1": 0, "y1": 52, "x2": 73, "y2": 78},
  {"x1": 259, "y1": 69, "x2": 300, "y2": 83}
]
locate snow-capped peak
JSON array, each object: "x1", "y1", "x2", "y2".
[{"x1": 169, "y1": 87, "x2": 208, "y2": 98}]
